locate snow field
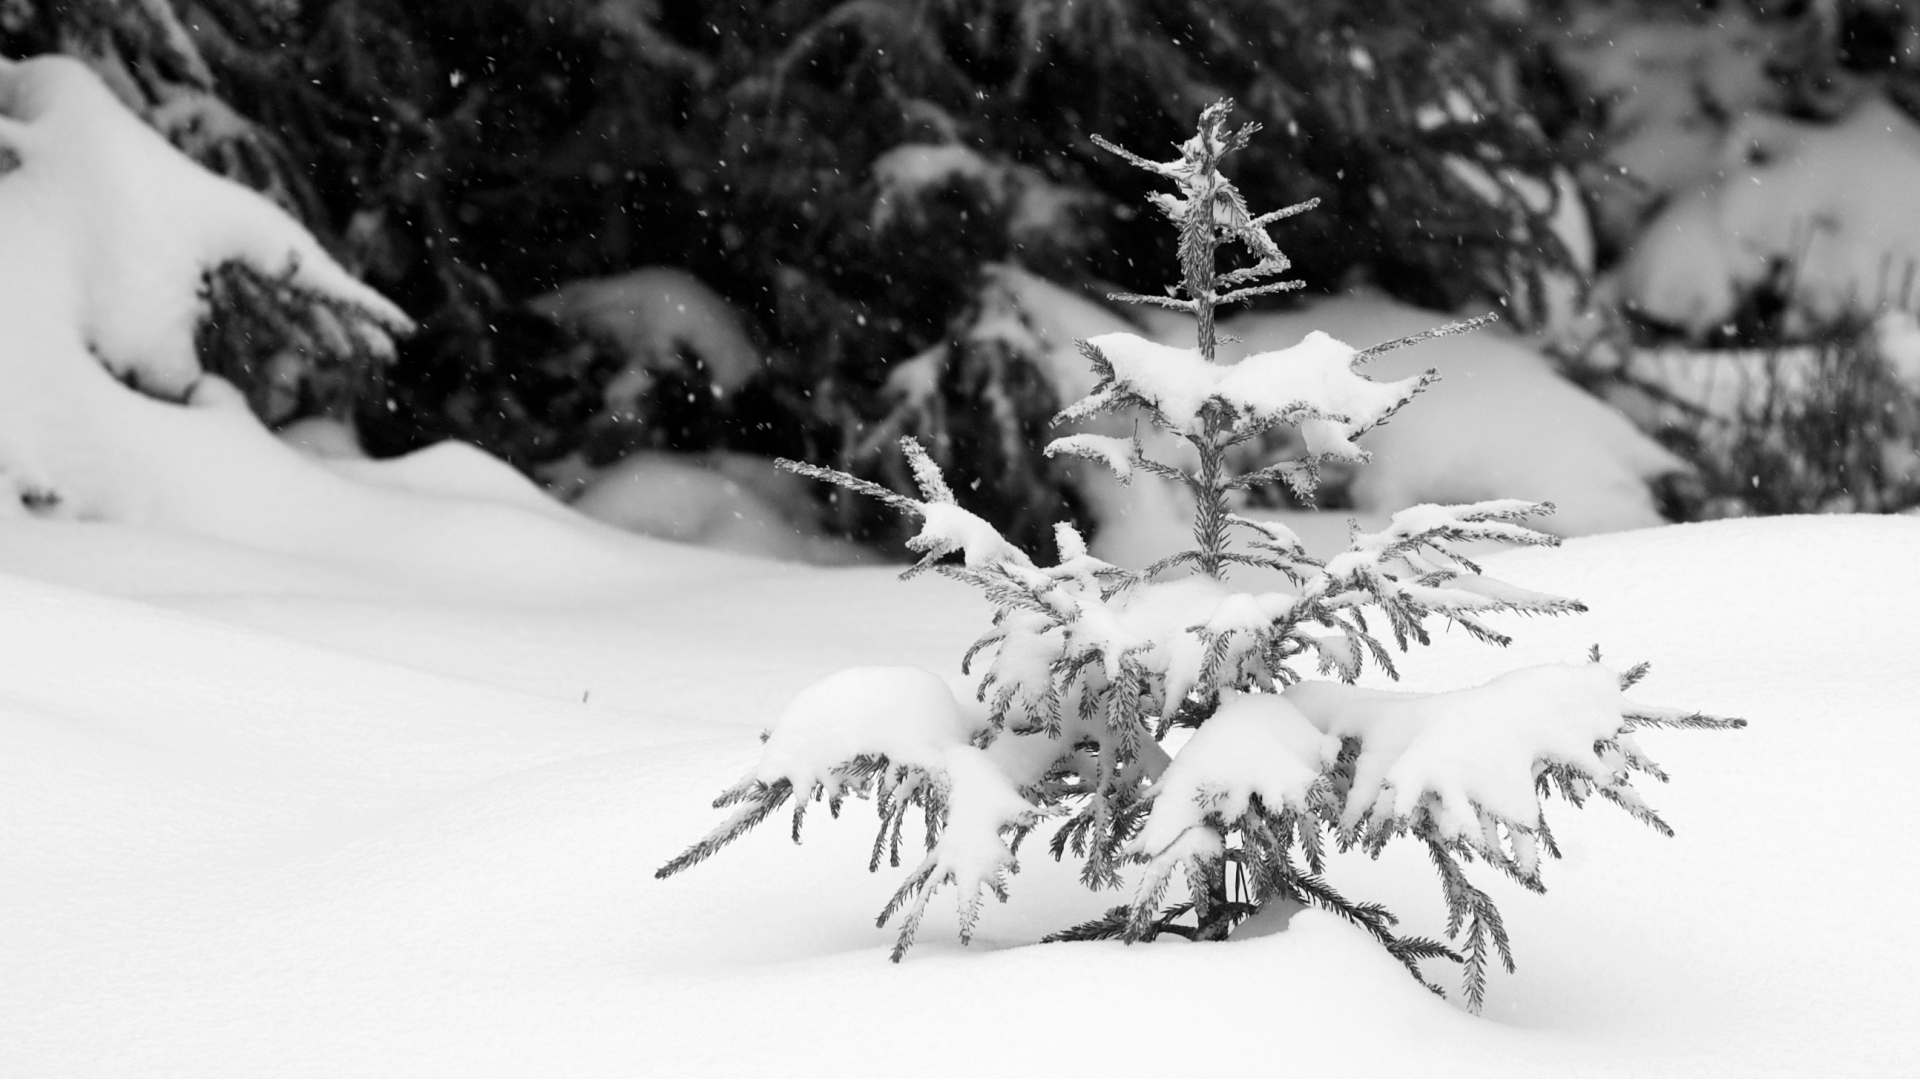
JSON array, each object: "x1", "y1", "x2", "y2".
[{"x1": 2, "y1": 514, "x2": 1915, "y2": 1076}]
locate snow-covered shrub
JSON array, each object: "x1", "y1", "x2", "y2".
[
  {"x1": 1593, "y1": 307, "x2": 1920, "y2": 518},
  {"x1": 1605, "y1": 98, "x2": 1920, "y2": 338},
  {"x1": 1550, "y1": 3, "x2": 1920, "y2": 341},
  {"x1": 0, "y1": 53, "x2": 672, "y2": 593},
  {"x1": 659, "y1": 103, "x2": 1740, "y2": 1012}
]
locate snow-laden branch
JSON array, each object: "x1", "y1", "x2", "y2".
[
  {"x1": 656, "y1": 667, "x2": 1046, "y2": 960},
  {"x1": 1058, "y1": 331, "x2": 1432, "y2": 462}
]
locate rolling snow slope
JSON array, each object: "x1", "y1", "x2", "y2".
[{"x1": 0, "y1": 513, "x2": 1914, "y2": 1077}]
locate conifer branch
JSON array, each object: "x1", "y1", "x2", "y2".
[
  {"x1": 1622, "y1": 709, "x2": 1748, "y2": 731},
  {"x1": 775, "y1": 457, "x2": 920, "y2": 514},
  {"x1": 1251, "y1": 198, "x2": 1322, "y2": 227},
  {"x1": 656, "y1": 780, "x2": 794, "y2": 879},
  {"x1": 1353, "y1": 312, "x2": 1501, "y2": 364},
  {"x1": 1215, "y1": 279, "x2": 1308, "y2": 307},
  {"x1": 1107, "y1": 291, "x2": 1198, "y2": 312},
  {"x1": 1089, "y1": 132, "x2": 1184, "y2": 179}
]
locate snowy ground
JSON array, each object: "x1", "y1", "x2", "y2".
[
  {"x1": 5, "y1": 42, "x2": 1917, "y2": 1079},
  {"x1": 2, "y1": 511, "x2": 1914, "y2": 1077}
]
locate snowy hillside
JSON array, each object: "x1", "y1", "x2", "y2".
[{"x1": 1, "y1": 513, "x2": 1916, "y2": 1077}]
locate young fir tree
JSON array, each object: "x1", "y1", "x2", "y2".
[{"x1": 657, "y1": 102, "x2": 1740, "y2": 1013}]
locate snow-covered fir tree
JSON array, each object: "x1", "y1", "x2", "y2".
[{"x1": 658, "y1": 102, "x2": 1741, "y2": 1013}]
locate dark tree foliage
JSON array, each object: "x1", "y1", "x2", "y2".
[{"x1": 3, "y1": 0, "x2": 1588, "y2": 550}]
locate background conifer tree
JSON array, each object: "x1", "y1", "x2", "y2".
[{"x1": 3, "y1": 0, "x2": 1591, "y2": 550}]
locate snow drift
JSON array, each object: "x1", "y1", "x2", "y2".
[{"x1": 0, "y1": 512, "x2": 1914, "y2": 1076}]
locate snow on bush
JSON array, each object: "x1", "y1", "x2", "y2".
[
  {"x1": 0, "y1": 56, "x2": 406, "y2": 401},
  {"x1": 1610, "y1": 99, "x2": 1920, "y2": 335},
  {"x1": 0, "y1": 53, "x2": 666, "y2": 589},
  {"x1": 1553, "y1": 5, "x2": 1784, "y2": 225},
  {"x1": 1550, "y1": 6, "x2": 1920, "y2": 336},
  {"x1": 660, "y1": 102, "x2": 1742, "y2": 1012},
  {"x1": 527, "y1": 266, "x2": 763, "y2": 416},
  {"x1": 869, "y1": 141, "x2": 1087, "y2": 249}
]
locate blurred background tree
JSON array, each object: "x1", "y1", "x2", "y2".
[{"x1": 9, "y1": 0, "x2": 1919, "y2": 552}]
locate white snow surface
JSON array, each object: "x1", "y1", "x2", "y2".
[{"x1": 3, "y1": 509, "x2": 1917, "y2": 1076}]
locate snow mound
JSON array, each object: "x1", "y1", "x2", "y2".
[
  {"x1": 325, "y1": 441, "x2": 574, "y2": 518},
  {"x1": 565, "y1": 451, "x2": 876, "y2": 565}
]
